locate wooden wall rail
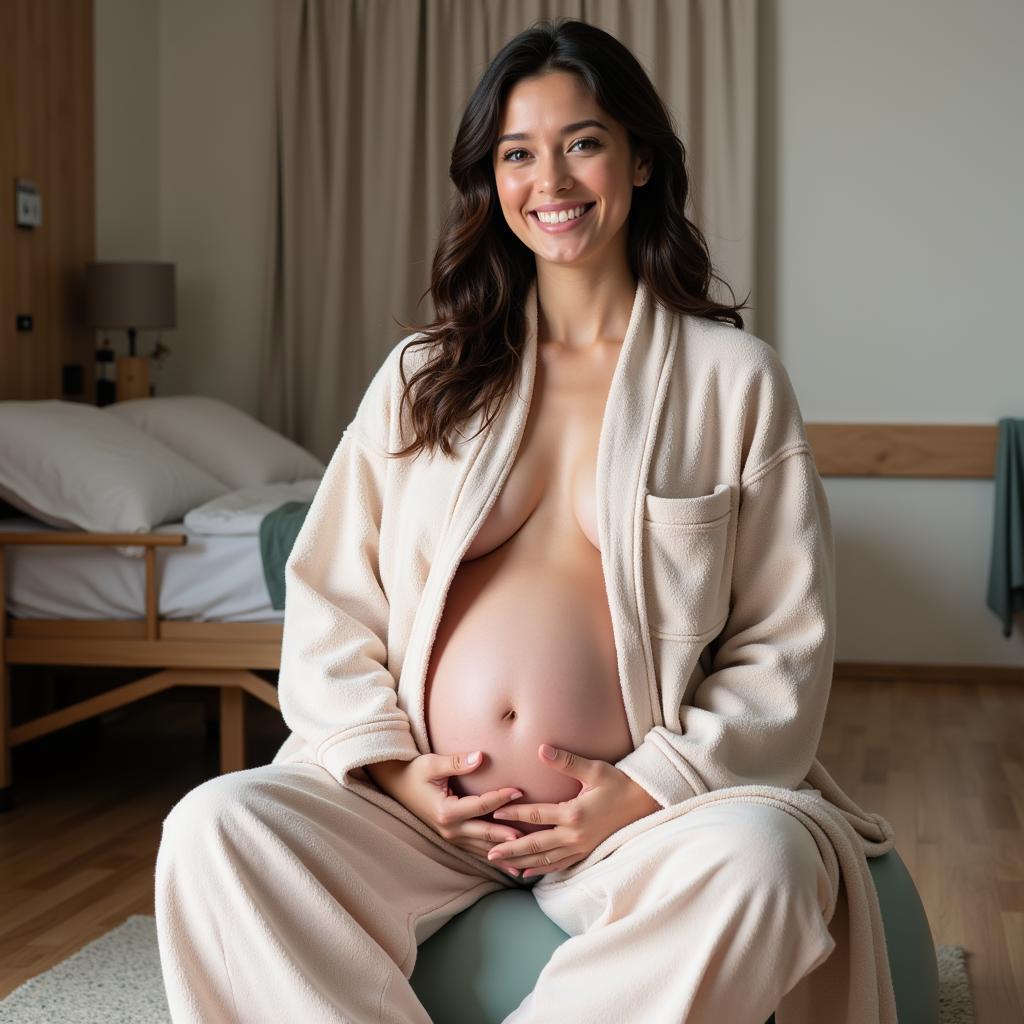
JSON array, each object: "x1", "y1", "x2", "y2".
[{"x1": 804, "y1": 423, "x2": 1000, "y2": 479}]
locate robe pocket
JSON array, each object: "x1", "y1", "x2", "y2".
[{"x1": 641, "y1": 483, "x2": 733, "y2": 639}]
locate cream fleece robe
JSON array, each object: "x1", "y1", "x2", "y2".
[{"x1": 271, "y1": 276, "x2": 899, "y2": 1023}]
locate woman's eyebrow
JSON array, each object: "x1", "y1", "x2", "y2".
[{"x1": 495, "y1": 119, "x2": 609, "y2": 146}]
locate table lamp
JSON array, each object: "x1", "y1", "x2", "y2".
[{"x1": 85, "y1": 261, "x2": 176, "y2": 401}]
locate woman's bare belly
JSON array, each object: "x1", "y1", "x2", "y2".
[{"x1": 424, "y1": 506, "x2": 634, "y2": 835}]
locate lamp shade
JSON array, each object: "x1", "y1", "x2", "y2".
[{"x1": 85, "y1": 262, "x2": 176, "y2": 329}]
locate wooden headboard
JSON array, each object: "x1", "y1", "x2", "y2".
[{"x1": 0, "y1": 0, "x2": 95, "y2": 403}]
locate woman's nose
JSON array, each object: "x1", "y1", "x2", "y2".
[{"x1": 535, "y1": 156, "x2": 573, "y2": 193}]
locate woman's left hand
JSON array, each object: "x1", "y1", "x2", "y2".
[{"x1": 486, "y1": 744, "x2": 662, "y2": 877}]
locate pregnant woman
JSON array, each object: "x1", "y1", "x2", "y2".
[{"x1": 156, "y1": 17, "x2": 898, "y2": 1024}]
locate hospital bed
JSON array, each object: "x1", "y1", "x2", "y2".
[{"x1": 0, "y1": 395, "x2": 323, "y2": 813}]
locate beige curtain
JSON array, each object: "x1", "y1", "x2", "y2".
[{"x1": 261, "y1": 0, "x2": 758, "y2": 463}]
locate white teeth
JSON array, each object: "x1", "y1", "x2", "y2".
[{"x1": 535, "y1": 204, "x2": 590, "y2": 224}]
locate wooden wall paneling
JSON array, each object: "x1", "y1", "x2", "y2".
[
  {"x1": 0, "y1": 0, "x2": 94, "y2": 402},
  {"x1": 15, "y1": 0, "x2": 45, "y2": 400},
  {"x1": 0, "y1": 5, "x2": 13, "y2": 394},
  {"x1": 59, "y1": 0, "x2": 96, "y2": 399}
]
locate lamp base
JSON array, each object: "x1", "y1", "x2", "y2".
[
  {"x1": 96, "y1": 379, "x2": 116, "y2": 407},
  {"x1": 116, "y1": 357, "x2": 150, "y2": 402}
]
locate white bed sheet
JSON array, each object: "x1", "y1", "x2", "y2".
[{"x1": 0, "y1": 515, "x2": 283, "y2": 623}]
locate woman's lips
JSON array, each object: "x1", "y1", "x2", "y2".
[{"x1": 529, "y1": 202, "x2": 596, "y2": 234}]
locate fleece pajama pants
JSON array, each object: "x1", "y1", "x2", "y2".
[{"x1": 154, "y1": 760, "x2": 836, "y2": 1024}]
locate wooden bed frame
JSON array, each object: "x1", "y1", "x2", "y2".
[
  {"x1": 0, "y1": 421, "x2": 1002, "y2": 812},
  {"x1": 0, "y1": 529, "x2": 281, "y2": 811}
]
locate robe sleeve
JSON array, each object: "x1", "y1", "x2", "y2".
[
  {"x1": 615, "y1": 443, "x2": 837, "y2": 808},
  {"x1": 275, "y1": 360, "x2": 421, "y2": 786}
]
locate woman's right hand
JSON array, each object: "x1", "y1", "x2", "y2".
[{"x1": 365, "y1": 751, "x2": 527, "y2": 876}]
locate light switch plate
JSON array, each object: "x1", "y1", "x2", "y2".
[{"x1": 15, "y1": 179, "x2": 42, "y2": 228}]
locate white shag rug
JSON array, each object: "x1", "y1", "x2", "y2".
[{"x1": 0, "y1": 916, "x2": 977, "y2": 1023}]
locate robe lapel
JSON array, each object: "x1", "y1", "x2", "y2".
[{"x1": 595, "y1": 277, "x2": 678, "y2": 744}]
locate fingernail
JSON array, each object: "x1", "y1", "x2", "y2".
[
  {"x1": 505, "y1": 866, "x2": 520, "y2": 877},
  {"x1": 467, "y1": 751, "x2": 480, "y2": 765},
  {"x1": 509, "y1": 790, "x2": 524, "y2": 800},
  {"x1": 540, "y1": 744, "x2": 557, "y2": 761}
]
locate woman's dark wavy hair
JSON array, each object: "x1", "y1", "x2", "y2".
[{"x1": 387, "y1": 16, "x2": 749, "y2": 461}]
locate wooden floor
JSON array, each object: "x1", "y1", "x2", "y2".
[{"x1": 0, "y1": 675, "x2": 1022, "y2": 1021}]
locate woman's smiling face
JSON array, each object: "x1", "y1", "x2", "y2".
[{"x1": 492, "y1": 70, "x2": 649, "y2": 268}]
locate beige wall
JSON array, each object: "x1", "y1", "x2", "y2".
[
  {"x1": 95, "y1": 0, "x2": 160, "y2": 262},
  {"x1": 94, "y1": 0, "x2": 274, "y2": 405},
  {"x1": 157, "y1": 0, "x2": 276, "y2": 409},
  {"x1": 94, "y1": 0, "x2": 1024, "y2": 664},
  {"x1": 762, "y1": 0, "x2": 1024, "y2": 665}
]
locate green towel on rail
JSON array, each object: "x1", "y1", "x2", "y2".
[
  {"x1": 986, "y1": 418, "x2": 1024, "y2": 637},
  {"x1": 259, "y1": 500, "x2": 311, "y2": 611}
]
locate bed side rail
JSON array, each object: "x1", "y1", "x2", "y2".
[{"x1": 0, "y1": 531, "x2": 188, "y2": 639}]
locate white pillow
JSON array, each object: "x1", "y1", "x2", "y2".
[
  {"x1": 106, "y1": 396, "x2": 326, "y2": 489},
  {"x1": 0, "y1": 401, "x2": 228, "y2": 544}
]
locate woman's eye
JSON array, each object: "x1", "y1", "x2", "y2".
[{"x1": 502, "y1": 138, "x2": 601, "y2": 163}]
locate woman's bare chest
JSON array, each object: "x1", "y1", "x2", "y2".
[{"x1": 463, "y1": 341, "x2": 620, "y2": 560}]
